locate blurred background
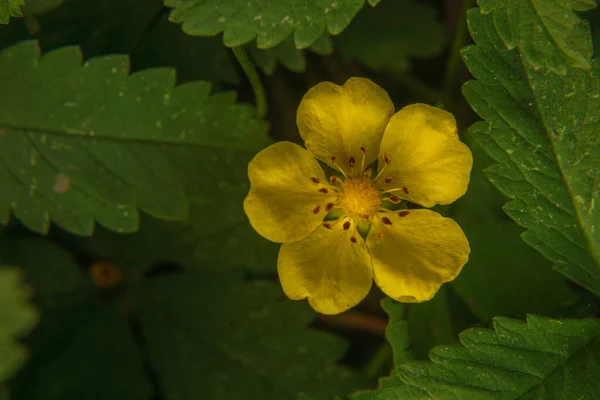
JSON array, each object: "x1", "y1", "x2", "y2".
[{"x1": 1, "y1": 1, "x2": 600, "y2": 399}]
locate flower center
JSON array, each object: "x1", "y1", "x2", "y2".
[{"x1": 338, "y1": 177, "x2": 381, "y2": 219}]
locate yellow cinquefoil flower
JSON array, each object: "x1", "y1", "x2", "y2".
[{"x1": 244, "y1": 78, "x2": 472, "y2": 315}]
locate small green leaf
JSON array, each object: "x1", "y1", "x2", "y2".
[
  {"x1": 355, "y1": 315, "x2": 600, "y2": 399},
  {"x1": 0, "y1": 0, "x2": 24, "y2": 25},
  {"x1": 462, "y1": 7, "x2": 600, "y2": 295},
  {"x1": 165, "y1": 0, "x2": 368, "y2": 49},
  {"x1": 137, "y1": 271, "x2": 367, "y2": 400},
  {"x1": 335, "y1": 0, "x2": 445, "y2": 74},
  {"x1": 0, "y1": 267, "x2": 37, "y2": 383},
  {"x1": 0, "y1": 41, "x2": 268, "y2": 236},
  {"x1": 477, "y1": 0, "x2": 596, "y2": 73},
  {"x1": 3, "y1": 238, "x2": 153, "y2": 400},
  {"x1": 381, "y1": 299, "x2": 409, "y2": 367}
]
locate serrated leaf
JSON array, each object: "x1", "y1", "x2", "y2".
[
  {"x1": 451, "y1": 145, "x2": 578, "y2": 320},
  {"x1": 461, "y1": 7, "x2": 600, "y2": 295},
  {"x1": 165, "y1": 0, "x2": 369, "y2": 49},
  {"x1": 3, "y1": 238, "x2": 153, "y2": 400},
  {"x1": 248, "y1": 32, "x2": 333, "y2": 75},
  {"x1": 381, "y1": 299, "x2": 409, "y2": 367},
  {"x1": 0, "y1": 40, "x2": 268, "y2": 236},
  {"x1": 0, "y1": 0, "x2": 24, "y2": 25},
  {"x1": 335, "y1": 0, "x2": 445, "y2": 74},
  {"x1": 355, "y1": 315, "x2": 600, "y2": 399},
  {"x1": 137, "y1": 271, "x2": 367, "y2": 400},
  {"x1": 0, "y1": 267, "x2": 37, "y2": 383},
  {"x1": 477, "y1": 0, "x2": 596, "y2": 73}
]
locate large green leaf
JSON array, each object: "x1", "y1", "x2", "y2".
[
  {"x1": 137, "y1": 271, "x2": 366, "y2": 400},
  {"x1": 165, "y1": 0, "x2": 372, "y2": 49},
  {"x1": 461, "y1": 6, "x2": 600, "y2": 295},
  {"x1": 477, "y1": 0, "x2": 596, "y2": 73},
  {"x1": 3, "y1": 238, "x2": 153, "y2": 400},
  {"x1": 0, "y1": 267, "x2": 37, "y2": 383},
  {"x1": 335, "y1": 0, "x2": 445, "y2": 74},
  {"x1": 0, "y1": 40, "x2": 268, "y2": 236},
  {"x1": 0, "y1": 0, "x2": 23, "y2": 25},
  {"x1": 356, "y1": 314, "x2": 600, "y2": 399}
]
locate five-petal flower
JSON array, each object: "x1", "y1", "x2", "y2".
[{"x1": 244, "y1": 77, "x2": 472, "y2": 315}]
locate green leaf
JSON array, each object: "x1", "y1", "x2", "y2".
[
  {"x1": 381, "y1": 299, "x2": 409, "y2": 367},
  {"x1": 0, "y1": 0, "x2": 23, "y2": 25},
  {"x1": 0, "y1": 40, "x2": 268, "y2": 236},
  {"x1": 335, "y1": 0, "x2": 445, "y2": 74},
  {"x1": 477, "y1": 0, "x2": 596, "y2": 73},
  {"x1": 461, "y1": 7, "x2": 600, "y2": 295},
  {"x1": 406, "y1": 287, "x2": 454, "y2": 360},
  {"x1": 355, "y1": 314, "x2": 600, "y2": 399},
  {"x1": 137, "y1": 271, "x2": 367, "y2": 400},
  {"x1": 0, "y1": 267, "x2": 37, "y2": 383},
  {"x1": 451, "y1": 145, "x2": 578, "y2": 320},
  {"x1": 4, "y1": 238, "x2": 153, "y2": 400},
  {"x1": 165, "y1": 0, "x2": 369, "y2": 49}
]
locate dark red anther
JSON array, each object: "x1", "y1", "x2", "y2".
[
  {"x1": 325, "y1": 203, "x2": 334, "y2": 212},
  {"x1": 322, "y1": 222, "x2": 332, "y2": 229},
  {"x1": 343, "y1": 221, "x2": 351, "y2": 230},
  {"x1": 382, "y1": 217, "x2": 392, "y2": 225},
  {"x1": 384, "y1": 177, "x2": 393, "y2": 184},
  {"x1": 388, "y1": 195, "x2": 401, "y2": 204},
  {"x1": 402, "y1": 187, "x2": 409, "y2": 194},
  {"x1": 349, "y1": 157, "x2": 355, "y2": 167},
  {"x1": 318, "y1": 188, "x2": 329, "y2": 194},
  {"x1": 383, "y1": 154, "x2": 390, "y2": 164},
  {"x1": 311, "y1": 177, "x2": 320, "y2": 184},
  {"x1": 398, "y1": 211, "x2": 410, "y2": 217},
  {"x1": 313, "y1": 205, "x2": 321, "y2": 214},
  {"x1": 350, "y1": 237, "x2": 357, "y2": 243}
]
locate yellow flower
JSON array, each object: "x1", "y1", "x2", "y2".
[{"x1": 244, "y1": 78, "x2": 472, "y2": 315}]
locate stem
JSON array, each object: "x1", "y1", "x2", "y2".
[
  {"x1": 232, "y1": 46, "x2": 267, "y2": 119},
  {"x1": 442, "y1": 0, "x2": 475, "y2": 102},
  {"x1": 363, "y1": 342, "x2": 393, "y2": 379}
]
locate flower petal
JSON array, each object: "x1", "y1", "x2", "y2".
[
  {"x1": 244, "y1": 141, "x2": 338, "y2": 243},
  {"x1": 377, "y1": 104, "x2": 473, "y2": 207},
  {"x1": 278, "y1": 218, "x2": 373, "y2": 315},
  {"x1": 367, "y1": 209, "x2": 469, "y2": 302},
  {"x1": 297, "y1": 77, "x2": 394, "y2": 176}
]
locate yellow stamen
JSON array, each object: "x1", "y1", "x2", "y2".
[{"x1": 338, "y1": 176, "x2": 381, "y2": 219}]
